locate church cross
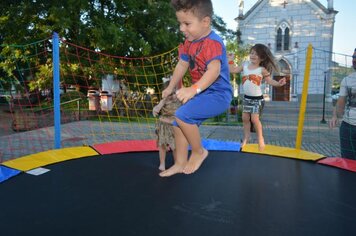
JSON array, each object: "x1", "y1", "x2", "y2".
[{"x1": 282, "y1": 0, "x2": 288, "y2": 8}]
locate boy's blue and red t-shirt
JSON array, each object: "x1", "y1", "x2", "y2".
[{"x1": 178, "y1": 31, "x2": 232, "y2": 97}]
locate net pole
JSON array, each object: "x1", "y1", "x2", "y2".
[
  {"x1": 295, "y1": 44, "x2": 313, "y2": 150},
  {"x1": 52, "y1": 32, "x2": 61, "y2": 149}
]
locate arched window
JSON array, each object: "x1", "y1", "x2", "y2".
[
  {"x1": 276, "y1": 28, "x2": 282, "y2": 51},
  {"x1": 276, "y1": 22, "x2": 290, "y2": 52},
  {"x1": 278, "y1": 59, "x2": 291, "y2": 74},
  {"x1": 284, "y1": 27, "x2": 290, "y2": 50}
]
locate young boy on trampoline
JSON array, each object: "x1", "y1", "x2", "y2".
[
  {"x1": 159, "y1": 0, "x2": 232, "y2": 177},
  {"x1": 228, "y1": 44, "x2": 286, "y2": 151},
  {"x1": 152, "y1": 76, "x2": 182, "y2": 171}
]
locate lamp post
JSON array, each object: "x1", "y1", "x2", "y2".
[{"x1": 320, "y1": 70, "x2": 327, "y2": 123}]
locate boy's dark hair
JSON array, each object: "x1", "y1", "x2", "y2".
[
  {"x1": 171, "y1": 0, "x2": 213, "y2": 19},
  {"x1": 251, "y1": 44, "x2": 278, "y2": 74}
]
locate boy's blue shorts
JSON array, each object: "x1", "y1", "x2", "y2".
[{"x1": 173, "y1": 90, "x2": 231, "y2": 127}]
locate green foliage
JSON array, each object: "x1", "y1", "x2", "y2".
[
  {"x1": 231, "y1": 97, "x2": 241, "y2": 106},
  {"x1": 226, "y1": 40, "x2": 250, "y2": 65},
  {"x1": 0, "y1": 0, "x2": 236, "y2": 56},
  {"x1": 29, "y1": 60, "x2": 53, "y2": 92},
  {"x1": 212, "y1": 15, "x2": 236, "y2": 41},
  {"x1": 226, "y1": 40, "x2": 249, "y2": 87},
  {"x1": 0, "y1": 0, "x2": 182, "y2": 56},
  {"x1": 0, "y1": 45, "x2": 36, "y2": 92},
  {"x1": 0, "y1": 0, "x2": 237, "y2": 95}
]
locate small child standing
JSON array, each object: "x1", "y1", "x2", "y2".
[
  {"x1": 228, "y1": 44, "x2": 286, "y2": 151},
  {"x1": 153, "y1": 77, "x2": 182, "y2": 171}
]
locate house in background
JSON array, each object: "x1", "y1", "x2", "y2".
[{"x1": 235, "y1": 0, "x2": 338, "y2": 101}]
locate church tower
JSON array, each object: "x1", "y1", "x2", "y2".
[{"x1": 235, "y1": 0, "x2": 338, "y2": 102}]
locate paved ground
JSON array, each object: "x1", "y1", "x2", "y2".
[
  {"x1": 0, "y1": 104, "x2": 16, "y2": 136},
  {"x1": 0, "y1": 101, "x2": 340, "y2": 162}
]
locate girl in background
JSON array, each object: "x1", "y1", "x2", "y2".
[{"x1": 229, "y1": 44, "x2": 286, "y2": 151}]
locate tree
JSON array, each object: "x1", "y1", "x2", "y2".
[
  {"x1": 0, "y1": 0, "x2": 237, "y2": 93},
  {"x1": 212, "y1": 15, "x2": 236, "y2": 42},
  {"x1": 225, "y1": 39, "x2": 250, "y2": 98},
  {"x1": 0, "y1": 0, "x2": 236, "y2": 55},
  {"x1": 0, "y1": 0, "x2": 182, "y2": 56}
]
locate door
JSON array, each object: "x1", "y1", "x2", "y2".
[{"x1": 272, "y1": 75, "x2": 290, "y2": 101}]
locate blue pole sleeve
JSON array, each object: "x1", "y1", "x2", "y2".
[{"x1": 52, "y1": 32, "x2": 61, "y2": 149}]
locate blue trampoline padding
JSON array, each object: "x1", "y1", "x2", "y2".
[
  {"x1": 191, "y1": 139, "x2": 241, "y2": 151},
  {"x1": 0, "y1": 165, "x2": 21, "y2": 183}
]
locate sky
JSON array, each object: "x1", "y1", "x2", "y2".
[{"x1": 212, "y1": 0, "x2": 356, "y2": 57}]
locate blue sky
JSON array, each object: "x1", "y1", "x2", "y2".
[{"x1": 212, "y1": 0, "x2": 356, "y2": 56}]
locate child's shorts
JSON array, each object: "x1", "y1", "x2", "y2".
[
  {"x1": 173, "y1": 90, "x2": 231, "y2": 127},
  {"x1": 242, "y1": 95, "x2": 265, "y2": 114}
]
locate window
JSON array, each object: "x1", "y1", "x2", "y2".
[
  {"x1": 284, "y1": 28, "x2": 290, "y2": 50},
  {"x1": 276, "y1": 28, "x2": 282, "y2": 51},
  {"x1": 278, "y1": 59, "x2": 290, "y2": 74},
  {"x1": 276, "y1": 22, "x2": 290, "y2": 52}
]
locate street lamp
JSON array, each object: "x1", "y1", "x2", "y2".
[{"x1": 320, "y1": 70, "x2": 327, "y2": 123}]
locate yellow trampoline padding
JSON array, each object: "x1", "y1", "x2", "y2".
[
  {"x1": 242, "y1": 144, "x2": 324, "y2": 161},
  {"x1": 2, "y1": 146, "x2": 99, "y2": 171}
]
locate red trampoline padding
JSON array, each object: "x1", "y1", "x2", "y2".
[
  {"x1": 318, "y1": 157, "x2": 356, "y2": 172},
  {"x1": 92, "y1": 140, "x2": 158, "y2": 155}
]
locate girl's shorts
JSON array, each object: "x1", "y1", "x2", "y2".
[{"x1": 242, "y1": 95, "x2": 265, "y2": 114}]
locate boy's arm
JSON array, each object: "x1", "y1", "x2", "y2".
[
  {"x1": 195, "y1": 59, "x2": 221, "y2": 89},
  {"x1": 162, "y1": 59, "x2": 189, "y2": 98},
  {"x1": 175, "y1": 59, "x2": 221, "y2": 104}
]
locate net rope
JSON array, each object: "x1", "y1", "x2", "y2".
[{"x1": 0, "y1": 37, "x2": 354, "y2": 161}]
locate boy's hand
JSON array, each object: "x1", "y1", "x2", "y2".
[{"x1": 176, "y1": 87, "x2": 196, "y2": 104}]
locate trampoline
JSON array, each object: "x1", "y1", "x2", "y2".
[{"x1": 1, "y1": 140, "x2": 356, "y2": 236}]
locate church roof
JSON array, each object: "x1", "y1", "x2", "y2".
[
  {"x1": 310, "y1": 0, "x2": 338, "y2": 14},
  {"x1": 236, "y1": 0, "x2": 338, "y2": 21}
]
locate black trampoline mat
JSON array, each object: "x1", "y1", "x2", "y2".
[{"x1": 1, "y1": 151, "x2": 356, "y2": 236}]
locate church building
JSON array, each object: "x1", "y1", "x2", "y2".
[{"x1": 235, "y1": 0, "x2": 338, "y2": 101}]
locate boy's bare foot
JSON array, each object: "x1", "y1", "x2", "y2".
[
  {"x1": 183, "y1": 148, "x2": 208, "y2": 174},
  {"x1": 158, "y1": 164, "x2": 165, "y2": 171},
  {"x1": 258, "y1": 137, "x2": 265, "y2": 151},
  {"x1": 159, "y1": 164, "x2": 185, "y2": 177}
]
